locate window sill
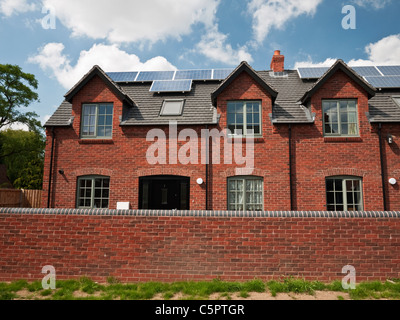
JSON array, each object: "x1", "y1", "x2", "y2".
[
  {"x1": 227, "y1": 137, "x2": 265, "y2": 143},
  {"x1": 79, "y1": 139, "x2": 114, "y2": 145},
  {"x1": 324, "y1": 137, "x2": 363, "y2": 143}
]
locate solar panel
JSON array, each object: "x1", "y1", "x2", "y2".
[
  {"x1": 213, "y1": 69, "x2": 234, "y2": 80},
  {"x1": 365, "y1": 76, "x2": 400, "y2": 88},
  {"x1": 174, "y1": 69, "x2": 212, "y2": 80},
  {"x1": 351, "y1": 66, "x2": 381, "y2": 77},
  {"x1": 297, "y1": 67, "x2": 329, "y2": 79},
  {"x1": 107, "y1": 72, "x2": 138, "y2": 82},
  {"x1": 136, "y1": 71, "x2": 175, "y2": 82},
  {"x1": 376, "y1": 66, "x2": 400, "y2": 76},
  {"x1": 150, "y1": 80, "x2": 192, "y2": 93}
]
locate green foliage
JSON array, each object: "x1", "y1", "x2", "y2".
[
  {"x1": 0, "y1": 64, "x2": 40, "y2": 132},
  {"x1": 1, "y1": 278, "x2": 400, "y2": 300},
  {"x1": 267, "y1": 278, "x2": 328, "y2": 297},
  {"x1": 0, "y1": 129, "x2": 45, "y2": 189}
]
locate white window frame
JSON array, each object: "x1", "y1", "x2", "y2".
[
  {"x1": 227, "y1": 101, "x2": 262, "y2": 137},
  {"x1": 322, "y1": 99, "x2": 359, "y2": 137},
  {"x1": 81, "y1": 104, "x2": 113, "y2": 139},
  {"x1": 160, "y1": 99, "x2": 185, "y2": 116},
  {"x1": 228, "y1": 176, "x2": 264, "y2": 212}
]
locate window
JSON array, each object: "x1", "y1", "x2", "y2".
[
  {"x1": 393, "y1": 97, "x2": 400, "y2": 107},
  {"x1": 160, "y1": 100, "x2": 185, "y2": 116},
  {"x1": 77, "y1": 176, "x2": 110, "y2": 209},
  {"x1": 323, "y1": 100, "x2": 358, "y2": 136},
  {"x1": 227, "y1": 101, "x2": 261, "y2": 136},
  {"x1": 228, "y1": 177, "x2": 263, "y2": 211},
  {"x1": 81, "y1": 104, "x2": 113, "y2": 138},
  {"x1": 326, "y1": 177, "x2": 363, "y2": 211}
]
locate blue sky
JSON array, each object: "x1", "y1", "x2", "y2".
[{"x1": 0, "y1": 0, "x2": 399, "y2": 128}]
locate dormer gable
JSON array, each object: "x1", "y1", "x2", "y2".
[
  {"x1": 300, "y1": 60, "x2": 376, "y2": 104},
  {"x1": 211, "y1": 61, "x2": 278, "y2": 106},
  {"x1": 64, "y1": 65, "x2": 135, "y2": 107}
]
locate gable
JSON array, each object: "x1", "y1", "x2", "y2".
[{"x1": 212, "y1": 61, "x2": 278, "y2": 106}]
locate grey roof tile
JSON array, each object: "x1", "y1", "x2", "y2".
[
  {"x1": 369, "y1": 91, "x2": 400, "y2": 122},
  {"x1": 257, "y1": 70, "x2": 316, "y2": 123},
  {"x1": 120, "y1": 81, "x2": 220, "y2": 126},
  {"x1": 44, "y1": 101, "x2": 73, "y2": 127}
]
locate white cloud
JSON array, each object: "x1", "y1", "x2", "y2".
[
  {"x1": 294, "y1": 58, "x2": 337, "y2": 69},
  {"x1": 29, "y1": 43, "x2": 177, "y2": 89},
  {"x1": 196, "y1": 26, "x2": 253, "y2": 65},
  {"x1": 348, "y1": 34, "x2": 400, "y2": 66},
  {"x1": 41, "y1": 115, "x2": 52, "y2": 126},
  {"x1": 294, "y1": 34, "x2": 400, "y2": 68},
  {"x1": 1, "y1": 123, "x2": 30, "y2": 131},
  {"x1": 248, "y1": 0, "x2": 323, "y2": 43},
  {"x1": 352, "y1": 0, "x2": 392, "y2": 9},
  {"x1": 0, "y1": 0, "x2": 36, "y2": 16},
  {"x1": 41, "y1": 0, "x2": 219, "y2": 44}
]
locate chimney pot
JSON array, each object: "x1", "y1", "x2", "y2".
[{"x1": 270, "y1": 50, "x2": 285, "y2": 72}]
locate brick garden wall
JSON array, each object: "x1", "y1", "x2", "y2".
[{"x1": 0, "y1": 208, "x2": 399, "y2": 283}]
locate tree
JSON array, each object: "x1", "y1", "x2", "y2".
[
  {"x1": 0, "y1": 64, "x2": 41, "y2": 132},
  {"x1": 0, "y1": 129, "x2": 45, "y2": 190}
]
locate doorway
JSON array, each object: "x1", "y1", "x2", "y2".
[{"x1": 139, "y1": 176, "x2": 190, "y2": 210}]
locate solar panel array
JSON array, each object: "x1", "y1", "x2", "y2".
[
  {"x1": 175, "y1": 69, "x2": 212, "y2": 80},
  {"x1": 364, "y1": 76, "x2": 400, "y2": 88},
  {"x1": 377, "y1": 66, "x2": 400, "y2": 76},
  {"x1": 150, "y1": 80, "x2": 193, "y2": 93},
  {"x1": 351, "y1": 66, "x2": 382, "y2": 77},
  {"x1": 107, "y1": 68, "x2": 234, "y2": 83},
  {"x1": 297, "y1": 67, "x2": 329, "y2": 79},
  {"x1": 298, "y1": 65, "x2": 400, "y2": 88},
  {"x1": 107, "y1": 72, "x2": 138, "y2": 82},
  {"x1": 136, "y1": 71, "x2": 175, "y2": 82}
]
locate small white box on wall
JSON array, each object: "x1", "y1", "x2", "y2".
[{"x1": 117, "y1": 202, "x2": 130, "y2": 210}]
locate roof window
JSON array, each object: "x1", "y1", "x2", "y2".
[{"x1": 160, "y1": 100, "x2": 185, "y2": 116}]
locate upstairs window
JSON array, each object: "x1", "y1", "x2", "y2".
[
  {"x1": 160, "y1": 100, "x2": 185, "y2": 116},
  {"x1": 227, "y1": 101, "x2": 261, "y2": 136},
  {"x1": 326, "y1": 177, "x2": 363, "y2": 211},
  {"x1": 323, "y1": 100, "x2": 358, "y2": 137},
  {"x1": 81, "y1": 104, "x2": 113, "y2": 139}
]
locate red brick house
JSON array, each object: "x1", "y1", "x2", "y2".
[{"x1": 42, "y1": 51, "x2": 400, "y2": 211}]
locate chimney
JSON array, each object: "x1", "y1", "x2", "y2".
[{"x1": 270, "y1": 50, "x2": 285, "y2": 72}]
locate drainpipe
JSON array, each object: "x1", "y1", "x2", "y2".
[
  {"x1": 205, "y1": 125, "x2": 209, "y2": 210},
  {"x1": 47, "y1": 127, "x2": 56, "y2": 208},
  {"x1": 378, "y1": 123, "x2": 388, "y2": 211},
  {"x1": 289, "y1": 124, "x2": 294, "y2": 211}
]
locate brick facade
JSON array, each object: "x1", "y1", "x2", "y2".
[
  {"x1": 0, "y1": 209, "x2": 399, "y2": 283},
  {"x1": 42, "y1": 67, "x2": 400, "y2": 211}
]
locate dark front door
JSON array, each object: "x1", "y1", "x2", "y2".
[{"x1": 139, "y1": 176, "x2": 190, "y2": 210}]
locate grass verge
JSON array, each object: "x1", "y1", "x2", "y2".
[{"x1": 0, "y1": 277, "x2": 399, "y2": 300}]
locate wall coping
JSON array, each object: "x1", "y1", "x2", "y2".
[{"x1": 0, "y1": 208, "x2": 399, "y2": 218}]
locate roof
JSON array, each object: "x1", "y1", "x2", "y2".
[
  {"x1": 368, "y1": 91, "x2": 400, "y2": 123},
  {"x1": 120, "y1": 81, "x2": 220, "y2": 126},
  {"x1": 44, "y1": 101, "x2": 73, "y2": 127},
  {"x1": 257, "y1": 70, "x2": 316, "y2": 124},
  {"x1": 44, "y1": 60, "x2": 400, "y2": 128}
]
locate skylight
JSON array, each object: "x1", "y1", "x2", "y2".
[{"x1": 160, "y1": 100, "x2": 185, "y2": 116}]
